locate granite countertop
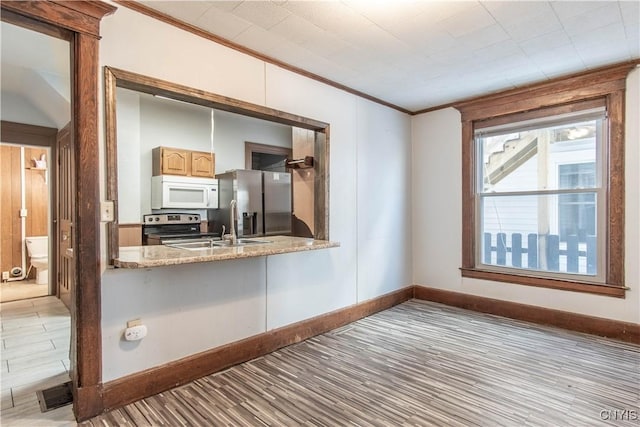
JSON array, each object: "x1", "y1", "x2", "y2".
[{"x1": 114, "y1": 235, "x2": 340, "y2": 268}]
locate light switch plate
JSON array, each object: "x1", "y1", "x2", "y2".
[{"x1": 100, "y1": 201, "x2": 114, "y2": 222}]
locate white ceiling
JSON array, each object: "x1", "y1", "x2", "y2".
[
  {"x1": 0, "y1": 21, "x2": 71, "y2": 128},
  {"x1": 137, "y1": 0, "x2": 640, "y2": 112}
]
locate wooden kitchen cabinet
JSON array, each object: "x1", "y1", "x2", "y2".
[
  {"x1": 152, "y1": 146, "x2": 215, "y2": 177},
  {"x1": 190, "y1": 151, "x2": 215, "y2": 177},
  {"x1": 153, "y1": 146, "x2": 188, "y2": 176}
]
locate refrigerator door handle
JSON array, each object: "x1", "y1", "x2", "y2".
[{"x1": 252, "y1": 212, "x2": 257, "y2": 235}]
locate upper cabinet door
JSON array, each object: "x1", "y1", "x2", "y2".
[
  {"x1": 190, "y1": 151, "x2": 214, "y2": 178},
  {"x1": 153, "y1": 147, "x2": 215, "y2": 177},
  {"x1": 162, "y1": 148, "x2": 189, "y2": 175},
  {"x1": 153, "y1": 146, "x2": 188, "y2": 176}
]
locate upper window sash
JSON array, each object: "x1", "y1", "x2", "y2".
[
  {"x1": 475, "y1": 110, "x2": 606, "y2": 195},
  {"x1": 474, "y1": 107, "x2": 606, "y2": 138}
]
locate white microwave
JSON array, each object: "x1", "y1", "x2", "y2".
[{"x1": 151, "y1": 176, "x2": 218, "y2": 209}]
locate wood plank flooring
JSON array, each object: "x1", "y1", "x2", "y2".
[
  {"x1": 83, "y1": 300, "x2": 640, "y2": 426},
  {"x1": 1, "y1": 280, "x2": 49, "y2": 303},
  {"x1": 0, "y1": 296, "x2": 73, "y2": 426}
]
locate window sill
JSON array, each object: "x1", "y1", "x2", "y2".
[{"x1": 460, "y1": 267, "x2": 626, "y2": 298}]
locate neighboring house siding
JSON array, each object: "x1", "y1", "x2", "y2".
[{"x1": 483, "y1": 137, "x2": 595, "y2": 239}]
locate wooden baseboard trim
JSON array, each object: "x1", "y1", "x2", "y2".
[
  {"x1": 413, "y1": 285, "x2": 640, "y2": 344},
  {"x1": 102, "y1": 286, "x2": 413, "y2": 411}
]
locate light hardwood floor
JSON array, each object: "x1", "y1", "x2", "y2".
[
  {"x1": 83, "y1": 300, "x2": 639, "y2": 426},
  {"x1": 0, "y1": 296, "x2": 74, "y2": 426},
  {"x1": 1, "y1": 280, "x2": 48, "y2": 303}
]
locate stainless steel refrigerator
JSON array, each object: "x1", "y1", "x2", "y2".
[
  {"x1": 214, "y1": 169, "x2": 291, "y2": 237},
  {"x1": 262, "y1": 170, "x2": 292, "y2": 236}
]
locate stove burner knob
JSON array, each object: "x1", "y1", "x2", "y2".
[
  {"x1": 188, "y1": 216, "x2": 193, "y2": 221},
  {"x1": 154, "y1": 217, "x2": 159, "y2": 221}
]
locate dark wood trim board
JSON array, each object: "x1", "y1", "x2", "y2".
[
  {"x1": 0, "y1": 121, "x2": 58, "y2": 147},
  {"x1": 102, "y1": 287, "x2": 414, "y2": 411},
  {"x1": 414, "y1": 285, "x2": 640, "y2": 344}
]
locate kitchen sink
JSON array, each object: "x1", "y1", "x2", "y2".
[
  {"x1": 212, "y1": 238, "x2": 272, "y2": 247},
  {"x1": 166, "y1": 238, "x2": 271, "y2": 251},
  {"x1": 165, "y1": 240, "x2": 219, "y2": 251}
]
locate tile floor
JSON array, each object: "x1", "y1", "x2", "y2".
[{"x1": 0, "y1": 296, "x2": 75, "y2": 426}]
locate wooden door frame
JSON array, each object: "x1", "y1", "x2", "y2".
[{"x1": 0, "y1": 1, "x2": 116, "y2": 421}]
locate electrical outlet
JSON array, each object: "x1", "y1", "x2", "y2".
[
  {"x1": 100, "y1": 201, "x2": 114, "y2": 222},
  {"x1": 1, "y1": 271, "x2": 9, "y2": 280},
  {"x1": 124, "y1": 324, "x2": 147, "y2": 341}
]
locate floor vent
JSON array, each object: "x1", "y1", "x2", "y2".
[{"x1": 36, "y1": 381, "x2": 73, "y2": 412}]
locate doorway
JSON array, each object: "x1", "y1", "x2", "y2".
[
  {"x1": 1, "y1": 1, "x2": 115, "y2": 420},
  {"x1": 0, "y1": 20, "x2": 70, "y2": 304},
  {"x1": 0, "y1": 141, "x2": 52, "y2": 302},
  {"x1": 0, "y1": 16, "x2": 73, "y2": 421}
]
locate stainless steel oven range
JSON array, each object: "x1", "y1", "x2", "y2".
[{"x1": 142, "y1": 213, "x2": 219, "y2": 245}]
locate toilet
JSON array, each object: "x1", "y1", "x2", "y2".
[{"x1": 25, "y1": 236, "x2": 48, "y2": 285}]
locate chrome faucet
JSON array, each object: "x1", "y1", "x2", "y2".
[{"x1": 223, "y1": 199, "x2": 238, "y2": 245}]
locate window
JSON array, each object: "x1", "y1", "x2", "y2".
[
  {"x1": 457, "y1": 63, "x2": 632, "y2": 298},
  {"x1": 558, "y1": 162, "x2": 595, "y2": 244},
  {"x1": 476, "y1": 109, "x2": 604, "y2": 280}
]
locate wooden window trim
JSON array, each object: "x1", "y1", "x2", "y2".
[
  {"x1": 105, "y1": 66, "x2": 331, "y2": 262},
  {"x1": 456, "y1": 61, "x2": 636, "y2": 298},
  {"x1": 474, "y1": 98, "x2": 606, "y2": 131}
]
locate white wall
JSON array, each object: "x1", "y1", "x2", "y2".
[
  {"x1": 0, "y1": 92, "x2": 59, "y2": 128},
  {"x1": 115, "y1": 88, "x2": 141, "y2": 223},
  {"x1": 99, "y1": 4, "x2": 412, "y2": 380},
  {"x1": 411, "y1": 67, "x2": 640, "y2": 324},
  {"x1": 101, "y1": 259, "x2": 266, "y2": 381},
  {"x1": 355, "y1": 98, "x2": 412, "y2": 302},
  {"x1": 214, "y1": 109, "x2": 291, "y2": 174},
  {"x1": 1, "y1": 20, "x2": 71, "y2": 129}
]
